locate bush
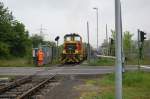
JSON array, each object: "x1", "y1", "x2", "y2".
[{"x1": 0, "y1": 42, "x2": 10, "y2": 58}]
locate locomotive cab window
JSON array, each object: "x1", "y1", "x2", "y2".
[
  {"x1": 65, "y1": 36, "x2": 71, "y2": 41},
  {"x1": 74, "y1": 36, "x2": 81, "y2": 41}
]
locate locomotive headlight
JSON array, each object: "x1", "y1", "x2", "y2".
[
  {"x1": 63, "y1": 50, "x2": 66, "y2": 54},
  {"x1": 75, "y1": 50, "x2": 78, "y2": 53}
]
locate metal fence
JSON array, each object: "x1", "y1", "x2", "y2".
[{"x1": 32, "y1": 45, "x2": 57, "y2": 65}]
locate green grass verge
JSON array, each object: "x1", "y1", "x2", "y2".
[
  {"x1": 0, "y1": 58, "x2": 60, "y2": 67},
  {"x1": 86, "y1": 58, "x2": 115, "y2": 66},
  {"x1": 0, "y1": 58, "x2": 34, "y2": 67},
  {"x1": 84, "y1": 57, "x2": 150, "y2": 66},
  {"x1": 81, "y1": 71, "x2": 150, "y2": 99},
  {"x1": 43, "y1": 59, "x2": 60, "y2": 67},
  {"x1": 126, "y1": 57, "x2": 150, "y2": 65}
]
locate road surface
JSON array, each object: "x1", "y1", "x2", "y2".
[{"x1": 0, "y1": 65, "x2": 149, "y2": 75}]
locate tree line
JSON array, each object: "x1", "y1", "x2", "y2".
[
  {"x1": 101, "y1": 30, "x2": 150, "y2": 60},
  {"x1": 0, "y1": 2, "x2": 54, "y2": 59}
]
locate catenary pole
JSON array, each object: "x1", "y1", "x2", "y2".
[
  {"x1": 106, "y1": 24, "x2": 109, "y2": 55},
  {"x1": 87, "y1": 21, "x2": 90, "y2": 62},
  {"x1": 115, "y1": 0, "x2": 123, "y2": 99},
  {"x1": 96, "y1": 8, "x2": 99, "y2": 53},
  {"x1": 137, "y1": 29, "x2": 141, "y2": 70},
  {"x1": 93, "y1": 8, "x2": 99, "y2": 53}
]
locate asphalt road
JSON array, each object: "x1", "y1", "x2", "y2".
[{"x1": 0, "y1": 65, "x2": 149, "y2": 76}]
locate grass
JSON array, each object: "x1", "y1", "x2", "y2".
[
  {"x1": 126, "y1": 57, "x2": 150, "y2": 65},
  {"x1": 80, "y1": 71, "x2": 150, "y2": 99},
  {"x1": 0, "y1": 58, "x2": 34, "y2": 67},
  {"x1": 0, "y1": 58, "x2": 60, "y2": 67},
  {"x1": 86, "y1": 58, "x2": 115, "y2": 66},
  {"x1": 85, "y1": 57, "x2": 150, "y2": 66}
]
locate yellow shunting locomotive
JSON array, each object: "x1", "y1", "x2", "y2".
[{"x1": 61, "y1": 33, "x2": 86, "y2": 64}]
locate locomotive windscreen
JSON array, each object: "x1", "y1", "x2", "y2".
[
  {"x1": 64, "y1": 33, "x2": 81, "y2": 42},
  {"x1": 65, "y1": 36, "x2": 71, "y2": 41},
  {"x1": 74, "y1": 36, "x2": 81, "y2": 41}
]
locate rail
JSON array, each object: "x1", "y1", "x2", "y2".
[
  {"x1": 16, "y1": 74, "x2": 56, "y2": 99},
  {"x1": 0, "y1": 75, "x2": 33, "y2": 94}
]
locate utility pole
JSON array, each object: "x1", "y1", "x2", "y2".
[
  {"x1": 87, "y1": 21, "x2": 90, "y2": 62},
  {"x1": 115, "y1": 0, "x2": 123, "y2": 99},
  {"x1": 138, "y1": 29, "x2": 141, "y2": 70},
  {"x1": 93, "y1": 8, "x2": 99, "y2": 53},
  {"x1": 106, "y1": 24, "x2": 109, "y2": 55}
]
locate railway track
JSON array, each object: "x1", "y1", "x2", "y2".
[{"x1": 0, "y1": 74, "x2": 57, "y2": 99}]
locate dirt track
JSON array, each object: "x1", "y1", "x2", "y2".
[{"x1": 45, "y1": 75, "x2": 84, "y2": 99}]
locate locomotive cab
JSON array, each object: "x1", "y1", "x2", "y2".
[
  {"x1": 63, "y1": 34, "x2": 82, "y2": 54},
  {"x1": 61, "y1": 33, "x2": 84, "y2": 64}
]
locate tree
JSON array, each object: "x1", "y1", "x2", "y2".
[
  {"x1": 43, "y1": 41, "x2": 56, "y2": 47},
  {"x1": 109, "y1": 30, "x2": 116, "y2": 56},
  {"x1": 0, "y1": 2, "x2": 32, "y2": 58},
  {"x1": 31, "y1": 34, "x2": 43, "y2": 48},
  {"x1": 101, "y1": 30, "x2": 134, "y2": 57},
  {"x1": 101, "y1": 39, "x2": 109, "y2": 55},
  {"x1": 10, "y1": 21, "x2": 32, "y2": 57},
  {"x1": 123, "y1": 31, "x2": 133, "y2": 59},
  {"x1": 0, "y1": 42, "x2": 10, "y2": 58},
  {"x1": 144, "y1": 39, "x2": 150, "y2": 58}
]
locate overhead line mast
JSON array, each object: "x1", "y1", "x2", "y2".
[{"x1": 115, "y1": 0, "x2": 123, "y2": 99}]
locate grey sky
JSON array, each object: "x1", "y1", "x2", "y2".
[{"x1": 1, "y1": 0, "x2": 150, "y2": 47}]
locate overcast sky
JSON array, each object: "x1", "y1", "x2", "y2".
[{"x1": 1, "y1": 0, "x2": 150, "y2": 47}]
